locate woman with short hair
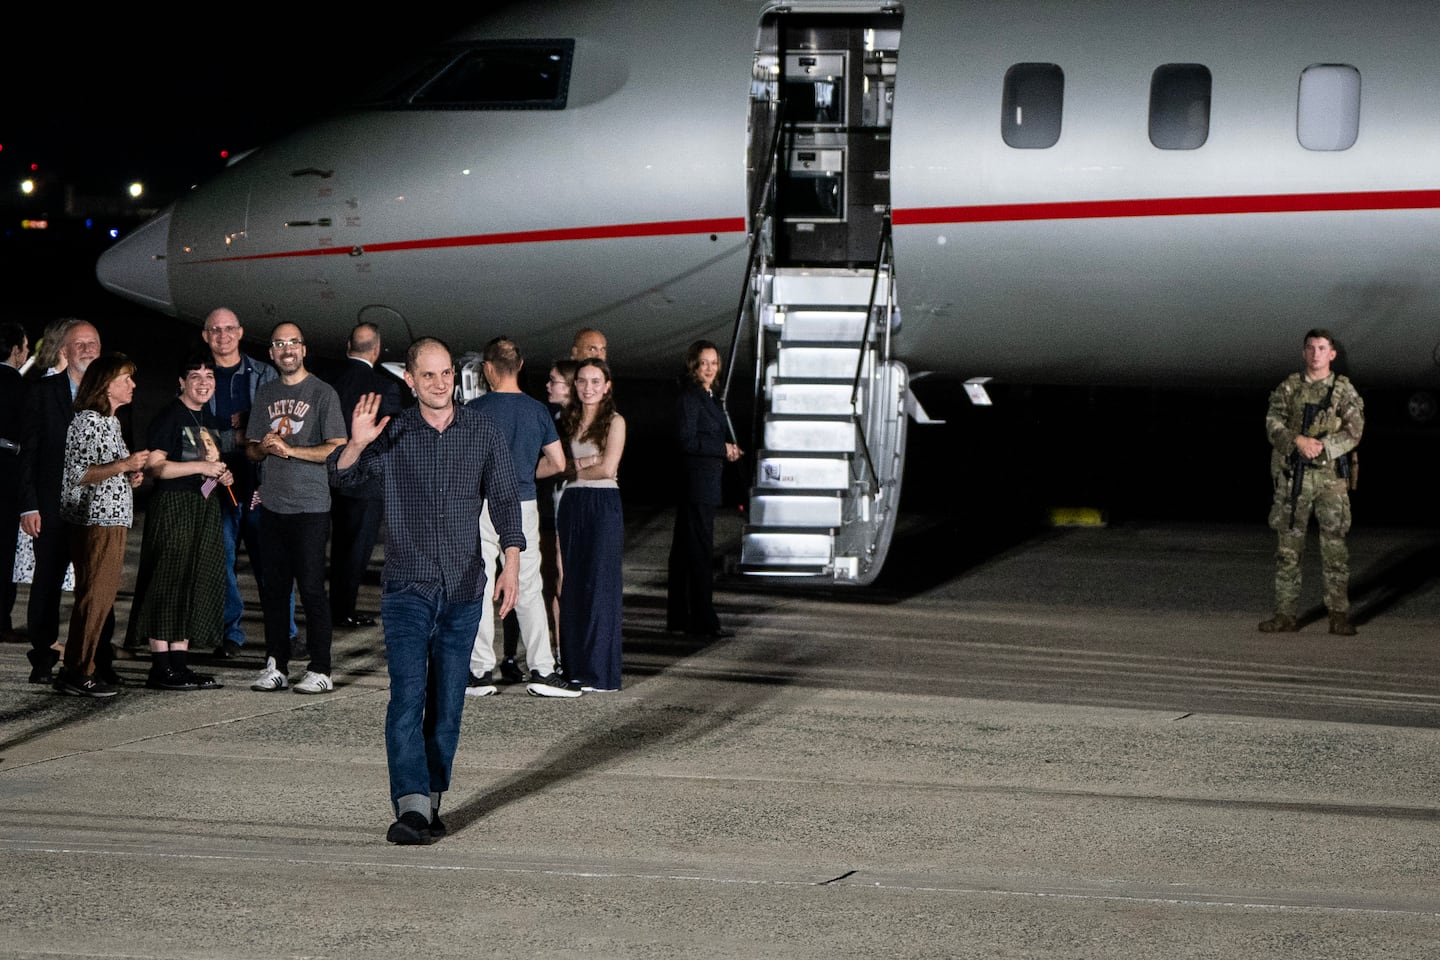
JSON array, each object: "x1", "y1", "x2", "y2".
[{"x1": 126, "y1": 353, "x2": 233, "y2": 690}]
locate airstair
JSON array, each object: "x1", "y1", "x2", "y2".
[
  {"x1": 720, "y1": 3, "x2": 908, "y2": 585},
  {"x1": 738, "y1": 262, "x2": 906, "y2": 583}
]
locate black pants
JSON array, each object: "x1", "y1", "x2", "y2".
[
  {"x1": 329, "y1": 492, "x2": 383, "y2": 619},
  {"x1": 259, "y1": 508, "x2": 332, "y2": 674},
  {"x1": 666, "y1": 501, "x2": 719, "y2": 635}
]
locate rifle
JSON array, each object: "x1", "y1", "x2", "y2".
[{"x1": 1287, "y1": 381, "x2": 1338, "y2": 529}]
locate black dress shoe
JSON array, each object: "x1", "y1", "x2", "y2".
[
  {"x1": 386, "y1": 811, "x2": 433, "y2": 845},
  {"x1": 342, "y1": 615, "x2": 376, "y2": 628},
  {"x1": 27, "y1": 647, "x2": 59, "y2": 684}
]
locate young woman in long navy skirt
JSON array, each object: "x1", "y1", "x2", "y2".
[{"x1": 556, "y1": 359, "x2": 626, "y2": 692}]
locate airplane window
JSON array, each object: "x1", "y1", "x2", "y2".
[
  {"x1": 1297, "y1": 65, "x2": 1360, "y2": 151},
  {"x1": 1002, "y1": 63, "x2": 1064, "y2": 149},
  {"x1": 385, "y1": 40, "x2": 574, "y2": 110},
  {"x1": 1149, "y1": 64, "x2": 1211, "y2": 150}
]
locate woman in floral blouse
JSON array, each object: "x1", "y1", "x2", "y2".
[{"x1": 56, "y1": 354, "x2": 149, "y2": 698}]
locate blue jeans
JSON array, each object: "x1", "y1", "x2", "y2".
[
  {"x1": 221, "y1": 500, "x2": 295, "y2": 646},
  {"x1": 381, "y1": 583, "x2": 485, "y2": 815}
]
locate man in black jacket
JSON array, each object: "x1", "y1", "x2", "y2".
[
  {"x1": 18, "y1": 320, "x2": 114, "y2": 682},
  {"x1": 327, "y1": 323, "x2": 402, "y2": 627}
]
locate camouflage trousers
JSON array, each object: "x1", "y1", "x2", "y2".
[{"x1": 1267, "y1": 467, "x2": 1351, "y2": 616}]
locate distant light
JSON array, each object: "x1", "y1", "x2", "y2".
[
  {"x1": 109, "y1": 228, "x2": 119, "y2": 239},
  {"x1": 128, "y1": 182, "x2": 144, "y2": 198},
  {"x1": 21, "y1": 219, "x2": 48, "y2": 230},
  {"x1": 219, "y1": 149, "x2": 229, "y2": 160},
  {"x1": 19, "y1": 179, "x2": 33, "y2": 195},
  {"x1": 461, "y1": 169, "x2": 471, "y2": 175},
  {"x1": 29, "y1": 163, "x2": 37, "y2": 172},
  {"x1": 84, "y1": 218, "x2": 94, "y2": 229}
]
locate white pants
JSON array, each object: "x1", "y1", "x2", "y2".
[{"x1": 470, "y1": 499, "x2": 554, "y2": 676}]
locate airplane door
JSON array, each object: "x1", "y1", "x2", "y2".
[{"x1": 753, "y1": 5, "x2": 901, "y2": 269}]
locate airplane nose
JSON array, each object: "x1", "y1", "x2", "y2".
[{"x1": 96, "y1": 206, "x2": 175, "y2": 315}]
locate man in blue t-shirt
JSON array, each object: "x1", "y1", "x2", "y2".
[{"x1": 465, "y1": 337, "x2": 575, "y2": 699}]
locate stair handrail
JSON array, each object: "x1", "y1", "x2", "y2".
[
  {"x1": 720, "y1": 98, "x2": 788, "y2": 445},
  {"x1": 847, "y1": 216, "x2": 895, "y2": 497}
]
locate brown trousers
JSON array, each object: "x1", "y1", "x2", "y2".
[{"x1": 64, "y1": 524, "x2": 127, "y2": 678}]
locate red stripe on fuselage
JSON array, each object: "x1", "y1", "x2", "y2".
[
  {"x1": 179, "y1": 190, "x2": 1440, "y2": 265},
  {"x1": 892, "y1": 189, "x2": 1440, "y2": 225},
  {"x1": 184, "y1": 216, "x2": 749, "y2": 265}
]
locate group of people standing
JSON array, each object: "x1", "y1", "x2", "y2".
[{"x1": 0, "y1": 308, "x2": 744, "y2": 843}]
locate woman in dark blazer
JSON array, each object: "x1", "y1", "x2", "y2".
[{"x1": 666, "y1": 340, "x2": 741, "y2": 638}]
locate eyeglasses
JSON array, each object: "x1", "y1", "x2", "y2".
[
  {"x1": 270, "y1": 338, "x2": 304, "y2": 349},
  {"x1": 206, "y1": 326, "x2": 240, "y2": 337}
]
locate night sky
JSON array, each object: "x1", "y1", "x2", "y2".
[{"x1": 2, "y1": 11, "x2": 478, "y2": 204}]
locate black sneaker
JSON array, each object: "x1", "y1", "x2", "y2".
[
  {"x1": 58, "y1": 674, "x2": 118, "y2": 698},
  {"x1": 464, "y1": 671, "x2": 497, "y2": 698},
  {"x1": 146, "y1": 668, "x2": 197, "y2": 691},
  {"x1": 213, "y1": 639, "x2": 244, "y2": 660},
  {"x1": 429, "y1": 812, "x2": 447, "y2": 839},
  {"x1": 527, "y1": 670, "x2": 582, "y2": 699},
  {"x1": 498, "y1": 657, "x2": 525, "y2": 684},
  {"x1": 386, "y1": 811, "x2": 433, "y2": 845}
]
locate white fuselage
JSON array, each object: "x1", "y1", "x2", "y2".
[{"x1": 98, "y1": 0, "x2": 1440, "y2": 387}]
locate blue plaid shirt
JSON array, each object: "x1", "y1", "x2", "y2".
[{"x1": 329, "y1": 403, "x2": 524, "y2": 603}]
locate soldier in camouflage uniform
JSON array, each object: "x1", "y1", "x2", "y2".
[{"x1": 1259, "y1": 329, "x2": 1363, "y2": 636}]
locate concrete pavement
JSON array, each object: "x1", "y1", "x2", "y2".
[{"x1": 1, "y1": 511, "x2": 1437, "y2": 958}]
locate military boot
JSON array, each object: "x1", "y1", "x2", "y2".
[
  {"x1": 1257, "y1": 614, "x2": 1299, "y2": 633},
  {"x1": 1327, "y1": 612, "x2": 1357, "y2": 636}
]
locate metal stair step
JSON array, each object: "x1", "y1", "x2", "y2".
[
  {"x1": 764, "y1": 416, "x2": 856, "y2": 453},
  {"x1": 772, "y1": 269, "x2": 890, "y2": 308},
  {"x1": 779, "y1": 308, "x2": 872, "y2": 342},
  {"x1": 770, "y1": 380, "x2": 862, "y2": 415},
  {"x1": 776, "y1": 345, "x2": 867, "y2": 379},
  {"x1": 740, "y1": 528, "x2": 835, "y2": 567},
  {"x1": 749, "y1": 493, "x2": 844, "y2": 528},
  {"x1": 756, "y1": 453, "x2": 851, "y2": 490}
]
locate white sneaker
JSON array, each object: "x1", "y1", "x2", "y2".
[
  {"x1": 293, "y1": 671, "x2": 334, "y2": 694},
  {"x1": 250, "y1": 657, "x2": 288, "y2": 692}
]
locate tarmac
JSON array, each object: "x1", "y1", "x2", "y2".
[{"x1": 2, "y1": 508, "x2": 1438, "y2": 959}]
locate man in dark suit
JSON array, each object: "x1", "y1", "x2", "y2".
[
  {"x1": 18, "y1": 320, "x2": 116, "y2": 682},
  {"x1": 327, "y1": 323, "x2": 402, "y2": 627},
  {"x1": 0, "y1": 322, "x2": 30, "y2": 642}
]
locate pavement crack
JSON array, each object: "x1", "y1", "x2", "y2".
[{"x1": 819, "y1": 869, "x2": 858, "y2": 885}]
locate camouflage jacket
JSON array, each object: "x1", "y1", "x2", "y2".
[{"x1": 1265, "y1": 372, "x2": 1363, "y2": 478}]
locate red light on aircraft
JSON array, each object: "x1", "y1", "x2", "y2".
[{"x1": 219, "y1": 149, "x2": 229, "y2": 160}]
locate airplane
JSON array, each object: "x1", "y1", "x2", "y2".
[{"x1": 95, "y1": 0, "x2": 1440, "y2": 584}]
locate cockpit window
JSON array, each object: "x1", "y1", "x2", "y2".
[{"x1": 357, "y1": 40, "x2": 574, "y2": 110}]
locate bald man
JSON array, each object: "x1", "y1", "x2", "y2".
[
  {"x1": 571, "y1": 328, "x2": 607, "y2": 362},
  {"x1": 201, "y1": 307, "x2": 279, "y2": 658}
]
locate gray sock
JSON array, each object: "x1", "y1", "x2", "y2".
[{"x1": 396, "y1": 793, "x2": 429, "y2": 820}]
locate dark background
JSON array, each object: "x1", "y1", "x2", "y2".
[{"x1": 4, "y1": 10, "x2": 1438, "y2": 558}]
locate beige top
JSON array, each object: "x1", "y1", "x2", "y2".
[{"x1": 566, "y1": 437, "x2": 618, "y2": 489}]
